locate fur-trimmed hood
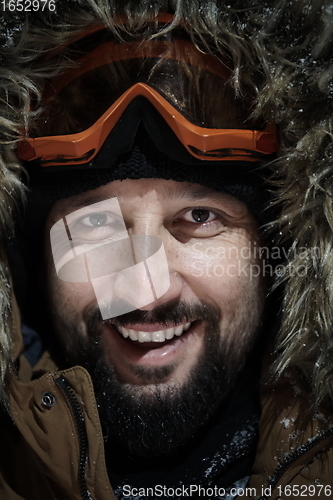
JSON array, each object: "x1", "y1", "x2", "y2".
[{"x1": 1, "y1": 0, "x2": 333, "y2": 408}]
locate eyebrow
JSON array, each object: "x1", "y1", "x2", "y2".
[
  {"x1": 54, "y1": 183, "x2": 238, "y2": 216},
  {"x1": 54, "y1": 194, "x2": 112, "y2": 216},
  {"x1": 164, "y1": 184, "x2": 230, "y2": 202},
  {"x1": 161, "y1": 183, "x2": 242, "y2": 210}
]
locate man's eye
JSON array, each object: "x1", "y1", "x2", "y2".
[
  {"x1": 83, "y1": 213, "x2": 109, "y2": 227},
  {"x1": 172, "y1": 207, "x2": 227, "y2": 239},
  {"x1": 70, "y1": 211, "x2": 125, "y2": 241},
  {"x1": 184, "y1": 209, "x2": 217, "y2": 223}
]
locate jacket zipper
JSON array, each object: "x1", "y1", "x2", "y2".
[
  {"x1": 258, "y1": 426, "x2": 333, "y2": 499},
  {"x1": 55, "y1": 375, "x2": 91, "y2": 500}
]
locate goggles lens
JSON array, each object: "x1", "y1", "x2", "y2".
[
  {"x1": 37, "y1": 42, "x2": 257, "y2": 136},
  {"x1": 19, "y1": 24, "x2": 278, "y2": 166}
]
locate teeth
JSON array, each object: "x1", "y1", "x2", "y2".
[
  {"x1": 128, "y1": 329, "x2": 138, "y2": 341},
  {"x1": 115, "y1": 322, "x2": 192, "y2": 343},
  {"x1": 152, "y1": 330, "x2": 165, "y2": 342},
  {"x1": 138, "y1": 331, "x2": 151, "y2": 343},
  {"x1": 165, "y1": 327, "x2": 175, "y2": 340},
  {"x1": 119, "y1": 326, "x2": 129, "y2": 338},
  {"x1": 175, "y1": 325, "x2": 184, "y2": 336}
]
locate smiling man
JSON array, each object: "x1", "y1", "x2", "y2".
[{"x1": 10, "y1": 15, "x2": 276, "y2": 497}]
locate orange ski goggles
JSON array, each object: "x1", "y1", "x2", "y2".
[{"x1": 18, "y1": 20, "x2": 278, "y2": 167}]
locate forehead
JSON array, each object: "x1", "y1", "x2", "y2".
[{"x1": 50, "y1": 178, "x2": 251, "y2": 219}]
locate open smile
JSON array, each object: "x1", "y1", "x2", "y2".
[
  {"x1": 113, "y1": 322, "x2": 192, "y2": 343},
  {"x1": 101, "y1": 319, "x2": 203, "y2": 381}
]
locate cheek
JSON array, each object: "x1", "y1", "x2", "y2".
[
  {"x1": 176, "y1": 229, "x2": 263, "y2": 302},
  {"x1": 44, "y1": 223, "x2": 96, "y2": 313},
  {"x1": 172, "y1": 229, "x2": 265, "y2": 362},
  {"x1": 47, "y1": 264, "x2": 96, "y2": 315}
]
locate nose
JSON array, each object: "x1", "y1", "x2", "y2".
[
  {"x1": 127, "y1": 215, "x2": 184, "y2": 311},
  {"x1": 115, "y1": 233, "x2": 173, "y2": 310},
  {"x1": 137, "y1": 270, "x2": 183, "y2": 311},
  {"x1": 90, "y1": 231, "x2": 183, "y2": 319}
]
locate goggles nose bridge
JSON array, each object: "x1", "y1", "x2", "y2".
[
  {"x1": 86, "y1": 93, "x2": 203, "y2": 169},
  {"x1": 123, "y1": 93, "x2": 178, "y2": 150},
  {"x1": 85, "y1": 91, "x2": 192, "y2": 168},
  {"x1": 115, "y1": 90, "x2": 171, "y2": 146}
]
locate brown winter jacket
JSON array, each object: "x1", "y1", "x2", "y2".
[
  {"x1": 248, "y1": 376, "x2": 333, "y2": 499},
  {"x1": 1, "y1": 300, "x2": 333, "y2": 500},
  {"x1": 0, "y1": 298, "x2": 115, "y2": 500}
]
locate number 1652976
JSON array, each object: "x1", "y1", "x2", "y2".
[{"x1": 1, "y1": 0, "x2": 56, "y2": 11}]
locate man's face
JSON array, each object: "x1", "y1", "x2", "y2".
[{"x1": 45, "y1": 178, "x2": 265, "y2": 456}]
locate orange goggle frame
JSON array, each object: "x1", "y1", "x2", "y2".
[
  {"x1": 18, "y1": 82, "x2": 278, "y2": 166},
  {"x1": 18, "y1": 17, "x2": 278, "y2": 167}
]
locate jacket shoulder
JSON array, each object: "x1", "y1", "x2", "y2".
[{"x1": 250, "y1": 371, "x2": 333, "y2": 499}]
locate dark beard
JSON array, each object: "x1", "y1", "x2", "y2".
[{"x1": 58, "y1": 300, "x2": 244, "y2": 458}]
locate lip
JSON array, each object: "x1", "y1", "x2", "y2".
[{"x1": 101, "y1": 320, "x2": 203, "y2": 381}]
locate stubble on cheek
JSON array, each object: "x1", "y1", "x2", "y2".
[
  {"x1": 212, "y1": 250, "x2": 266, "y2": 369},
  {"x1": 46, "y1": 268, "x2": 94, "y2": 354},
  {"x1": 221, "y1": 285, "x2": 265, "y2": 369}
]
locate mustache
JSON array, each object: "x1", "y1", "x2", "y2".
[{"x1": 85, "y1": 298, "x2": 221, "y2": 330}]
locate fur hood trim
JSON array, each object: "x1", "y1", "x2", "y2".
[{"x1": 1, "y1": 0, "x2": 333, "y2": 407}]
